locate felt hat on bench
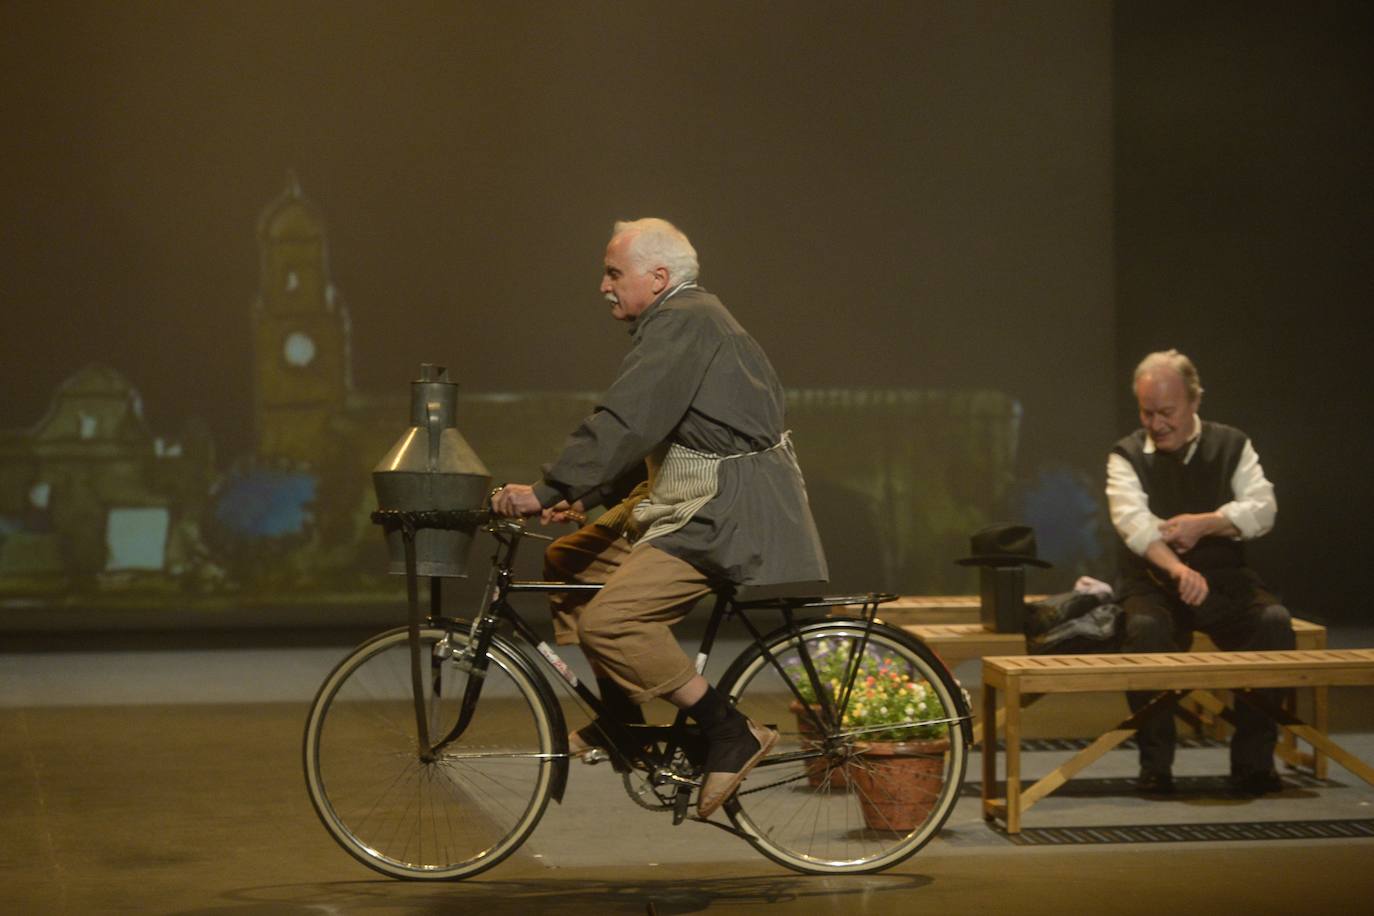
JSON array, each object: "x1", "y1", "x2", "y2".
[{"x1": 956, "y1": 523, "x2": 1052, "y2": 569}]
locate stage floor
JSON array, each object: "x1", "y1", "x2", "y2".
[{"x1": 4, "y1": 627, "x2": 1373, "y2": 914}]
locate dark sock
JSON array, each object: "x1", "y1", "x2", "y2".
[
  {"x1": 597, "y1": 676, "x2": 645, "y2": 725},
  {"x1": 577, "y1": 679, "x2": 647, "y2": 773},
  {"x1": 687, "y1": 686, "x2": 757, "y2": 771},
  {"x1": 685, "y1": 684, "x2": 741, "y2": 732}
]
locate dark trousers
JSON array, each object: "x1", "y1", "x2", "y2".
[{"x1": 1120, "y1": 583, "x2": 1294, "y2": 777}]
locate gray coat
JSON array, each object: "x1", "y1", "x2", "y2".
[{"x1": 533, "y1": 286, "x2": 829, "y2": 586}]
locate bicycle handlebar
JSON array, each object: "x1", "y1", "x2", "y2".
[
  {"x1": 369, "y1": 504, "x2": 556, "y2": 543},
  {"x1": 370, "y1": 507, "x2": 491, "y2": 533}
]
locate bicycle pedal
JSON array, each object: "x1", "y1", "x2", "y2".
[
  {"x1": 580, "y1": 748, "x2": 610, "y2": 766},
  {"x1": 671, "y1": 784, "x2": 693, "y2": 824}
]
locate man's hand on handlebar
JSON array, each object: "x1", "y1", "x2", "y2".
[{"x1": 491, "y1": 484, "x2": 543, "y2": 518}]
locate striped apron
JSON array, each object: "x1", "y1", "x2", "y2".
[{"x1": 631, "y1": 432, "x2": 796, "y2": 544}]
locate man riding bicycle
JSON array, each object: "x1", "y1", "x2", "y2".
[{"x1": 490, "y1": 217, "x2": 828, "y2": 816}]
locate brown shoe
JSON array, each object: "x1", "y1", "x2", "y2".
[
  {"x1": 697, "y1": 720, "x2": 778, "y2": 818},
  {"x1": 568, "y1": 727, "x2": 602, "y2": 758},
  {"x1": 569, "y1": 723, "x2": 639, "y2": 772}
]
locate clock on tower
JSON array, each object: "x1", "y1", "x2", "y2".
[{"x1": 251, "y1": 176, "x2": 352, "y2": 464}]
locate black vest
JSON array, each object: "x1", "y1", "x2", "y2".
[{"x1": 1112, "y1": 421, "x2": 1249, "y2": 585}]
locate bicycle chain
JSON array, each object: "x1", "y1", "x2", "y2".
[{"x1": 622, "y1": 770, "x2": 676, "y2": 812}]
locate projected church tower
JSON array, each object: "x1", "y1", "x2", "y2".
[{"x1": 252, "y1": 177, "x2": 352, "y2": 465}]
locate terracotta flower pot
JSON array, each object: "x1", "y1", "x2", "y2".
[
  {"x1": 789, "y1": 701, "x2": 849, "y2": 789},
  {"x1": 847, "y1": 737, "x2": 950, "y2": 832}
]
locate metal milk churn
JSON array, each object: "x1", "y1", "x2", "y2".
[{"x1": 372, "y1": 364, "x2": 491, "y2": 577}]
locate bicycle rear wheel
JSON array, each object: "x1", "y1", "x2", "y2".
[
  {"x1": 303, "y1": 625, "x2": 557, "y2": 879},
  {"x1": 718, "y1": 619, "x2": 969, "y2": 874}
]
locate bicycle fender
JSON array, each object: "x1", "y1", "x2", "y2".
[{"x1": 490, "y1": 631, "x2": 571, "y2": 804}]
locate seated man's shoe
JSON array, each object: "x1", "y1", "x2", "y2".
[
  {"x1": 697, "y1": 719, "x2": 779, "y2": 818},
  {"x1": 1135, "y1": 769, "x2": 1175, "y2": 795},
  {"x1": 1228, "y1": 770, "x2": 1283, "y2": 796}
]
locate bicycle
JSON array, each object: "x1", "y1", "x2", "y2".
[{"x1": 303, "y1": 505, "x2": 972, "y2": 879}]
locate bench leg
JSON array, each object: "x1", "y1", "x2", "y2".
[
  {"x1": 975, "y1": 693, "x2": 1041, "y2": 750},
  {"x1": 1005, "y1": 681, "x2": 1022, "y2": 834},
  {"x1": 1314, "y1": 631, "x2": 1329, "y2": 779},
  {"x1": 981, "y1": 681, "x2": 999, "y2": 820},
  {"x1": 1314, "y1": 683, "x2": 1329, "y2": 780},
  {"x1": 982, "y1": 687, "x2": 1056, "y2": 832}
]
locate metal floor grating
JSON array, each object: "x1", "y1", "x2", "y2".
[
  {"x1": 1004, "y1": 818, "x2": 1374, "y2": 845},
  {"x1": 961, "y1": 771, "x2": 1335, "y2": 797},
  {"x1": 998, "y1": 735, "x2": 1227, "y2": 752}
]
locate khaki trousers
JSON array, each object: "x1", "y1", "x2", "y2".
[
  {"x1": 543, "y1": 524, "x2": 633, "y2": 646},
  {"x1": 543, "y1": 525, "x2": 713, "y2": 704}
]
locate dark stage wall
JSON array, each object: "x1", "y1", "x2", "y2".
[
  {"x1": 1, "y1": 1, "x2": 1114, "y2": 468},
  {"x1": 9, "y1": 2, "x2": 1366, "y2": 622},
  {"x1": 0, "y1": 1, "x2": 1115, "y2": 611},
  {"x1": 1114, "y1": 1, "x2": 1374, "y2": 623}
]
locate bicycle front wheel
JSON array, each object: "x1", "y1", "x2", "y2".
[
  {"x1": 718, "y1": 619, "x2": 969, "y2": 874},
  {"x1": 303, "y1": 625, "x2": 557, "y2": 880}
]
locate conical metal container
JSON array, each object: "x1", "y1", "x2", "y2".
[{"x1": 372, "y1": 364, "x2": 490, "y2": 577}]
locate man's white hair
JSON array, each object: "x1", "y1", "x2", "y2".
[
  {"x1": 612, "y1": 218, "x2": 699, "y2": 284},
  {"x1": 1134, "y1": 348, "x2": 1204, "y2": 401}
]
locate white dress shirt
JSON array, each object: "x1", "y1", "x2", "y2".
[{"x1": 1106, "y1": 416, "x2": 1277, "y2": 558}]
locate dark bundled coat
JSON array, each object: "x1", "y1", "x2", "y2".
[{"x1": 535, "y1": 286, "x2": 828, "y2": 587}]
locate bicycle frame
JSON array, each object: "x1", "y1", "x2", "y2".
[
  {"x1": 306, "y1": 506, "x2": 974, "y2": 879},
  {"x1": 425, "y1": 514, "x2": 717, "y2": 775},
  {"x1": 372, "y1": 507, "x2": 943, "y2": 784}
]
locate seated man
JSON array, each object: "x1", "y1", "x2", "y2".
[
  {"x1": 492, "y1": 218, "x2": 829, "y2": 817},
  {"x1": 1106, "y1": 348, "x2": 1294, "y2": 796}
]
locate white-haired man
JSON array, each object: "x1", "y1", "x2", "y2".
[
  {"x1": 492, "y1": 218, "x2": 828, "y2": 817},
  {"x1": 1107, "y1": 349, "x2": 1294, "y2": 797}
]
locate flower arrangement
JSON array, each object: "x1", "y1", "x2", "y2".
[{"x1": 787, "y1": 640, "x2": 949, "y2": 742}]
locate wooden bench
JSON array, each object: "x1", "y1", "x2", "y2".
[
  {"x1": 904, "y1": 617, "x2": 1328, "y2": 667},
  {"x1": 906, "y1": 617, "x2": 1329, "y2": 775},
  {"x1": 980, "y1": 649, "x2": 1374, "y2": 833},
  {"x1": 866, "y1": 595, "x2": 1045, "y2": 627}
]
